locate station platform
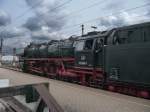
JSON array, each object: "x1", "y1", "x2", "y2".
[{"x1": 0, "y1": 68, "x2": 150, "y2": 112}]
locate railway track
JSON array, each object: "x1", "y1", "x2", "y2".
[{"x1": 0, "y1": 67, "x2": 150, "y2": 112}]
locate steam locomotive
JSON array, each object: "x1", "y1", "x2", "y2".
[{"x1": 18, "y1": 22, "x2": 150, "y2": 99}]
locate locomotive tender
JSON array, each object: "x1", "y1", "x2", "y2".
[{"x1": 18, "y1": 22, "x2": 150, "y2": 99}]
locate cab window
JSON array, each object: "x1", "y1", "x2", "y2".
[
  {"x1": 84, "y1": 39, "x2": 94, "y2": 50},
  {"x1": 74, "y1": 40, "x2": 85, "y2": 51}
]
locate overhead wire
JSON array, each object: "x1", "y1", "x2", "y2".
[
  {"x1": 6, "y1": 0, "x2": 108, "y2": 39},
  {"x1": 0, "y1": 0, "x2": 73, "y2": 52},
  {"x1": 1, "y1": 1, "x2": 150, "y2": 54},
  {"x1": 48, "y1": 0, "x2": 108, "y2": 21},
  {"x1": 0, "y1": 0, "x2": 73, "y2": 51},
  {"x1": 59, "y1": 2, "x2": 150, "y2": 34},
  {"x1": 0, "y1": 0, "x2": 73, "y2": 32},
  {"x1": 60, "y1": 3, "x2": 150, "y2": 29},
  {"x1": 65, "y1": 3, "x2": 150, "y2": 29}
]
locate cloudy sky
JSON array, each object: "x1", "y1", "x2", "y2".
[{"x1": 0, "y1": 0, "x2": 150, "y2": 54}]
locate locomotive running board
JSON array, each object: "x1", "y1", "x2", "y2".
[{"x1": 0, "y1": 83, "x2": 64, "y2": 112}]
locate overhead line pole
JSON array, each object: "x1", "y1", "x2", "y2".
[
  {"x1": 81, "y1": 24, "x2": 84, "y2": 36},
  {"x1": 0, "y1": 38, "x2": 3, "y2": 66}
]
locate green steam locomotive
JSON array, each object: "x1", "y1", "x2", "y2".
[{"x1": 18, "y1": 22, "x2": 150, "y2": 99}]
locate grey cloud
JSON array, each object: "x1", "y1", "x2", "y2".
[
  {"x1": 23, "y1": 16, "x2": 44, "y2": 31},
  {"x1": 3, "y1": 36, "x2": 31, "y2": 55},
  {"x1": 102, "y1": 0, "x2": 126, "y2": 12},
  {"x1": 24, "y1": 0, "x2": 66, "y2": 41},
  {"x1": 25, "y1": 0, "x2": 60, "y2": 14},
  {"x1": 0, "y1": 27, "x2": 30, "y2": 54},
  {"x1": 98, "y1": 0, "x2": 130, "y2": 29},
  {"x1": 99, "y1": 0, "x2": 150, "y2": 29},
  {"x1": 4, "y1": 35, "x2": 31, "y2": 51},
  {"x1": 145, "y1": 0, "x2": 150, "y2": 17},
  {"x1": 4, "y1": 0, "x2": 67, "y2": 54},
  {"x1": 99, "y1": 15, "x2": 127, "y2": 28},
  {"x1": 25, "y1": 0, "x2": 42, "y2": 6},
  {"x1": 0, "y1": 27, "x2": 27, "y2": 39},
  {"x1": 31, "y1": 32, "x2": 51, "y2": 41},
  {"x1": 30, "y1": 29, "x2": 61, "y2": 42},
  {"x1": 0, "y1": 10, "x2": 11, "y2": 26},
  {"x1": 98, "y1": 12, "x2": 150, "y2": 29}
]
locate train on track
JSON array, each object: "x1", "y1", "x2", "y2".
[{"x1": 17, "y1": 22, "x2": 150, "y2": 99}]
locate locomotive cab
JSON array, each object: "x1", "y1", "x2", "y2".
[{"x1": 74, "y1": 32, "x2": 104, "y2": 68}]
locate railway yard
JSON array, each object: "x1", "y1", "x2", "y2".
[{"x1": 0, "y1": 68, "x2": 150, "y2": 112}]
